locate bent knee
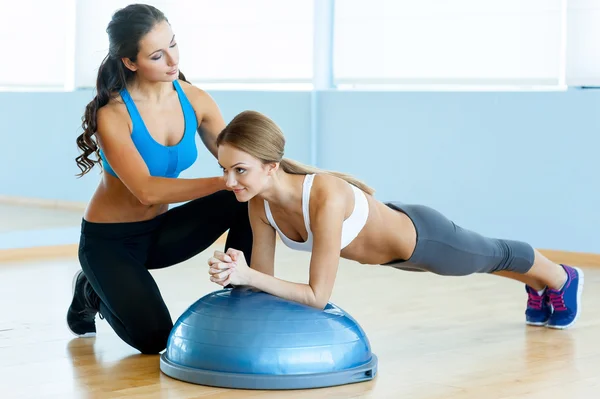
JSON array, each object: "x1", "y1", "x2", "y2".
[{"x1": 131, "y1": 327, "x2": 172, "y2": 354}]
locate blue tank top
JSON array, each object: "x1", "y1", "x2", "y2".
[{"x1": 100, "y1": 80, "x2": 198, "y2": 179}]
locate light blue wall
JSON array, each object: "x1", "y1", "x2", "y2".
[
  {"x1": 318, "y1": 90, "x2": 600, "y2": 253},
  {"x1": 0, "y1": 89, "x2": 598, "y2": 253}
]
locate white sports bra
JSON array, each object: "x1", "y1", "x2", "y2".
[{"x1": 263, "y1": 174, "x2": 369, "y2": 252}]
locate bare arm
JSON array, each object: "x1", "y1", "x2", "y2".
[
  {"x1": 97, "y1": 106, "x2": 225, "y2": 206},
  {"x1": 181, "y1": 82, "x2": 225, "y2": 159},
  {"x1": 248, "y1": 197, "x2": 276, "y2": 276},
  {"x1": 247, "y1": 187, "x2": 345, "y2": 309}
]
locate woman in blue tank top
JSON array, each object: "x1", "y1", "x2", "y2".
[
  {"x1": 208, "y1": 111, "x2": 583, "y2": 330},
  {"x1": 66, "y1": 4, "x2": 253, "y2": 354}
]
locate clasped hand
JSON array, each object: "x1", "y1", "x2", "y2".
[{"x1": 208, "y1": 248, "x2": 251, "y2": 287}]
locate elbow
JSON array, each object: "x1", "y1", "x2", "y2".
[
  {"x1": 138, "y1": 196, "x2": 155, "y2": 206},
  {"x1": 312, "y1": 299, "x2": 328, "y2": 310},
  {"x1": 132, "y1": 177, "x2": 164, "y2": 206},
  {"x1": 307, "y1": 289, "x2": 330, "y2": 310},
  {"x1": 135, "y1": 187, "x2": 159, "y2": 206}
]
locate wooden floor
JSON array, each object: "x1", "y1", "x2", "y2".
[
  {"x1": 0, "y1": 203, "x2": 598, "y2": 398},
  {"x1": 0, "y1": 248, "x2": 597, "y2": 398}
]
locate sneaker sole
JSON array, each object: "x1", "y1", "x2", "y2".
[
  {"x1": 526, "y1": 320, "x2": 548, "y2": 326},
  {"x1": 66, "y1": 270, "x2": 96, "y2": 338},
  {"x1": 546, "y1": 266, "x2": 584, "y2": 330}
]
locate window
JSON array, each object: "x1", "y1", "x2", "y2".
[
  {"x1": 333, "y1": 0, "x2": 563, "y2": 87},
  {"x1": 5, "y1": 0, "x2": 592, "y2": 90},
  {"x1": 566, "y1": 0, "x2": 600, "y2": 87},
  {"x1": 75, "y1": 0, "x2": 314, "y2": 88},
  {"x1": 0, "y1": 0, "x2": 73, "y2": 88},
  {"x1": 74, "y1": 0, "x2": 172, "y2": 88}
]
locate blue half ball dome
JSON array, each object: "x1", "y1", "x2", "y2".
[{"x1": 160, "y1": 287, "x2": 378, "y2": 390}]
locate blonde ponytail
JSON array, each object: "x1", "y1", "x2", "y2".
[
  {"x1": 217, "y1": 110, "x2": 375, "y2": 195},
  {"x1": 280, "y1": 158, "x2": 375, "y2": 195}
]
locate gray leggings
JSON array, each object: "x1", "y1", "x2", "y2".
[{"x1": 383, "y1": 203, "x2": 535, "y2": 275}]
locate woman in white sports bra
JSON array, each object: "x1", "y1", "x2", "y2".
[{"x1": 208, "y1": 110, "x2": 583, "y2": 330}]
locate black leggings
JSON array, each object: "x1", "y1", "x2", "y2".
[{"x1": 78, "y1": 190, "x2": 252, "y2": 354}]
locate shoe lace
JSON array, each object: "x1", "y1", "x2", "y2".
[
  {"x1": 548, "y1": 291, "x2": 567, "y2": 312},
  {"x1": 527, "y1": 292, "x2": 544, "y2": 310},
  {"x1": 79, "y1": 281, "x2": 103, "y2": 320}
]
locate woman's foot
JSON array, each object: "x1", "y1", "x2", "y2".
[
  {"x1": 545, "y1": 264, "x2": 584, "y2": 329},
  {"x1": 66, "y1": 270, "x2": 100, "y2": 337},
  {"x1": 525, "y1": 285, "x2": 551, "y2": 326}
]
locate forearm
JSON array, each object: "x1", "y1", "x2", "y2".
[
  {"x1": 248, "y1": 269, "x2": 326, "y2": 309},
  {"x1": 141, "y1": 176, "x2": 225, "y2": 205},
  {"x1": 250, "y1": 262, "x2": 274, "y2": 277}
]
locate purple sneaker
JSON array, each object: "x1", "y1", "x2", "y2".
[
  {"x1": 525, "y1": 285, "x2": 551, "y2": 326},
  {"x1": 546, "y1": 264, "x2": 584, "y2": 329}
]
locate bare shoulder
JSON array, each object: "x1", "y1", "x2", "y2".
[
  {"x1": 96, "y1": 94, "x2": 130, "y2": 136},
  {"x1": 178, "y1": 80, "x2": 223, "y2": 123},
  {"x1": 177, "y1": 79, "x2": 200, "y2": 97},
  {"x1": 310, "y1": 174, "x2": 351, "y2": 214},
  {"x1": 311, "y1": 174, "x2": 351, "y2": 201},
  {"x1": 178, "y1": 80, "x2": 214, "y2": 107},
  {"x1": 248, "y1": 195, "x2": 270, "y2": 225}
]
